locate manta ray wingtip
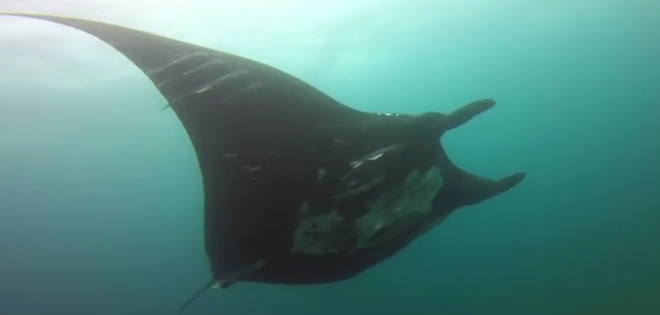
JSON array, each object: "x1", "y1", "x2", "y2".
[
  {"x1": 498, "y1": 172, "x2": 526, "y2": 192},
  {"x1": 0, "y1": 12, "x2": 56, "y2": 18}
]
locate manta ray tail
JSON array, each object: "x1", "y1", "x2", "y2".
[
  {"x1": 178, "y1": 278, "x2": 218, "y2": 313},
  {"x1": 178, "y1": 261, "x2": 266, "y2": 312}
]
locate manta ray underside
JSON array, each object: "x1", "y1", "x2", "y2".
[{"x1": 1, "y1": 13, "x2": 526, "y2": 311}]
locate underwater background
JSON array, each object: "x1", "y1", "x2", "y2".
[{"x1": 0, "y1": 0, "x2": 658, "y2": 314}]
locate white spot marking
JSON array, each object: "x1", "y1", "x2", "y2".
[
  {"x1": 368, "y1": 152, "x2": 384, "y2": 161},
  {"x1": 242, "y1": 82, "x2": 263, "y2": 92},
  {"x1": 148, "y1": 52, "x2": 209, "y2": 76},
  {"x1": 192, "y1": 70, "x2": 249, "y2": 94},
  {"x1": 241, "y1": 165, "x2": 262, "y2": 172},
  {"x1": 292, "y1": 166, "x2": 444, "y2": 255},
  {"x1": 316, "y1": 168, "x2": 326, "y2": 181},
  {"x1": 181, "y1": 59, "x2": 227, "y2": 76},
  {"x1": 333, "y1": 175, "x2": 385, "y2": 199},
  {"x1": 352, "y1": 167, "x2": 443, "y2": 250},
  {"x1": 292, "y1": 209, "x2": 345, "y2": 254}
]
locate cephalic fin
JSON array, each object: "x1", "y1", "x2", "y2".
[
  {"x1": 456, "y1": 169, "x2": 526, "y2": 206},
  {"x1": 442, "y1": 98, "x2": 495, "y2": 131}
]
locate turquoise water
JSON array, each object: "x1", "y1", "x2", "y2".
[{"x1": 1, "y1": 1, "x2": 659, "y2": 314}]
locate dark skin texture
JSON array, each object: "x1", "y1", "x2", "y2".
[{"x1": 1, "y1": 13, "x2": 526, "y2": 307}]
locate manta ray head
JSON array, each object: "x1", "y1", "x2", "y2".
[{"x1": 291, "y1": 99, "x2": 525, "y2": 258}]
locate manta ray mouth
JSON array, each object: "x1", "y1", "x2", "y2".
[
  {"x1": 292, "y1": 165, "x2": 444, "y2": 255},
  {"x1": 351, "y1": 166, "x2": 444, "y2": 250}
]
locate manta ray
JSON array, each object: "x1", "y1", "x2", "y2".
[{"x1": 1, "y1": 13, "x2": 525, "y2": 311}]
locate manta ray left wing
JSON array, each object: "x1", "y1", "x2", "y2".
[{"x1": 0, "y1": 12, "x2": 369, "y2": 279}]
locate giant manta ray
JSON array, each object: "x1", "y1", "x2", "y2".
[{"x1": 1, "y1": 13, "x2": 526, "y2": 310}]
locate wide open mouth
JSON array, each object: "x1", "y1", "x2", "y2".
[
  {"x1": 292, "y1": 141, "x2": 444, "y2": 255},
  {"x1": 429, "y1": 98, "x2": 526, "y2": 211},
  {"x1": 350, "y1": 165, "x2": 444, "y2": 250}
]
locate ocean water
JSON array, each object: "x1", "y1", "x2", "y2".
[{"x1": 1, "y1": 1, "x2": 659, "y2": 314}]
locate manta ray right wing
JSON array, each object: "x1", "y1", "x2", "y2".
[{"x1": 0, "y1": 12, "x2": 368, "y2": 280}]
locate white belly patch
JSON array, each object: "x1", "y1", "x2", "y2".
[{"x1": 292, "y1": 166, "x2": 444, "y2": 255}]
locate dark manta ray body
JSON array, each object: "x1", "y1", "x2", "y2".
[{"x1": 2, "y1": 12, "x2": 525, "y2": 308}]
